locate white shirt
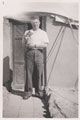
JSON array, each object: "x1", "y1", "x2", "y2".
[{"x1": 23, "y1": 28, "x2": 49, "y2": 47}]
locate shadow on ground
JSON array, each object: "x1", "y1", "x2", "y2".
[
  {"x1": 41, "y1": 93, "x2": 51, "y2": 118},
  {"x1": 42, "y1": 99, "x2": 50, "y2": 118},
  {"x1": 11, "y1": 89, "x2": 24, "y2": 97}
]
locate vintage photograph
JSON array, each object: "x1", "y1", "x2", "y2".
[{"x1": 3, "y1": 0, "x2": 78, "y2": 118}]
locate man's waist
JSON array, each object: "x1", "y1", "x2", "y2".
[{"x1": 27, "y1": 47, "x2": 43, "y2": 52}]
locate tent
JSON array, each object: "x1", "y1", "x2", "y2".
[{"x1": 3, "y1": 1, "x2": 78, "y2": 90}]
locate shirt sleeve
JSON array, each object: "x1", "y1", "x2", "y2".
[{"x1": 43, "y1": 31, "x2": 49, "y2": 44}]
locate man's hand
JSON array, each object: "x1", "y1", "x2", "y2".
[{"x1": 25, "y1": 42, "x2": 35, "y2": 49}]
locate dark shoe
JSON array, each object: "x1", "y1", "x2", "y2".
[
  {"x1": 39, "y1": 91, "x2": 44, "y2": 99},
  {"x1": 23, "y1": 92, "x2": 32, "y2": 100},
  {"x1": 35, "y1": 92, "x2": 40, "y2": 97},
  {"x1": 35, "y1": 91, "x2": 44, "y2": 99}
]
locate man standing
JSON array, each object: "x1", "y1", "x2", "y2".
[{"x1": 22, "y1": 18, "x2": 49, "y2": 99}]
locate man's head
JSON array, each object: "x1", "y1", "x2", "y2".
[{"x1": 31, "y1": 18, "x2": 40, "y2": 30}]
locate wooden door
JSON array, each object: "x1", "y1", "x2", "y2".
[{"x1": 12, "y1": 21, "x2": 28, "y2": 90}]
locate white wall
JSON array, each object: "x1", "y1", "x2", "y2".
[
  {"x1": 3, "y1": 18, "x2": 13, "y2": 84},
  {"x1": 3, "y1": 18, "x2": 13, "y2": 70},
  {"x1": 46, "y1": 17, "x2": 78, "y2": 88},
  {"x1": 3, "y1": 19, "x2": 10, "y2": 58}
]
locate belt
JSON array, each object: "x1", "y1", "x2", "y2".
[{"x1": 27, "y1": 47, "x2": 43, "y2": 52}]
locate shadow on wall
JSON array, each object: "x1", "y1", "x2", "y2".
[{"x1": 3, "y1": 56, "x2": 13, "y2": 92}]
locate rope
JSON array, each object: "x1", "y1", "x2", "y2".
[
  {"x1": 46, "y1": 27, "x2": 66, "y2": 87},
  {"x1": 68, "y1": 19, "x2": 78, "y2": 45},
  {"x1": 46, "y1": 26, "x2": 65, "y2": 63},
  {"x1": 46, "y1": 26, "x2": 64, "y2": 62}
]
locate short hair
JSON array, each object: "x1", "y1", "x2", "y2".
[{"x1": 30, "y1": 17, "x2": 40, "y2": 24}]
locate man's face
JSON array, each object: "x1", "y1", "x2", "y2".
[{"x1": 31, "y1": 19, "x2": 40, "y2": 30}]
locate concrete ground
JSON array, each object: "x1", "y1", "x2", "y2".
[{"x1": 3, "y1": 87, "x2": 49, "y2": 118}]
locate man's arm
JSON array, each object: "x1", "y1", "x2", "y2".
[
  {"x1": 22, "y1": 36, "x2": 26, "y2": 47},
  {"x1": 22, "y1": 30, "x2": 30, "y2": 47},
  {"x1": 35, "y1": 43, "x2": 48, "y2": 48}
]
